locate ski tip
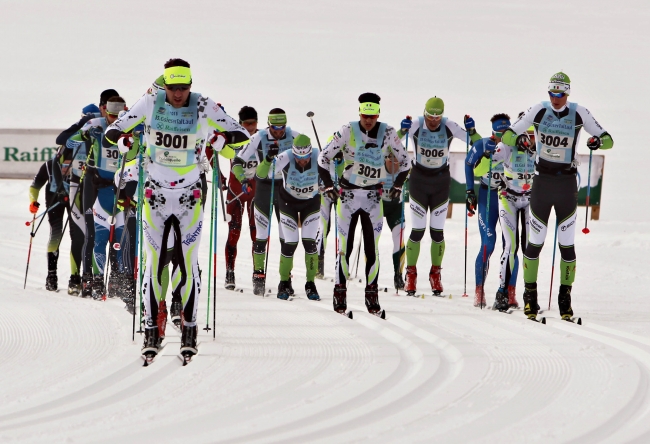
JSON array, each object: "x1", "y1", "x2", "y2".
[
  {"x1": 358, "y1": 279, "x2": 362, "y2": 283},
  {"x1": 541, "y1": 317, "x2": 547, "y2": 324},
  {"x1": 461, "y1": 293, "x2": 468, "y2": 298},
  {"x1": 380, "y1": 310, "x2": 386, "y2": 319},
  {"x1": 577, "y1": 317, "x2": 582, "y2": 325},
  {"x1": 384, "y1": 287, "x2": 387, "y2": 292},
  {"x1": 347, "y1": 311, "x2": 353, "y2": 319}
]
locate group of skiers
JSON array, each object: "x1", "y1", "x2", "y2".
[{"x1": 28, "y1": 60, "x2": 613, "y2": 358}]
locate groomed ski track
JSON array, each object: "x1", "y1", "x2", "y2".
[{"x1": 3, "y1": 180, "x2": 650, "y2": 443}]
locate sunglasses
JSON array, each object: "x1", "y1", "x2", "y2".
[
  {"x1": 166, "y1": 84, "x2": 190, "y2": 92},
  {"x1": 493, "y1": 131, "x2": 503, "y2": 138},
  {"x1": 240, "y1": 119, "x2": 257, "y2": 125},
  {"x1": 360, "y1": 114, "x2": 379, "y2": 120},
  {"x1": 269, "y1": 124, "x2": 286, "y2": 131},
  {"x1": 548, "y1": 91, "x2": 567, "y2": 98},
  {"x1": 424, "y1": 112, "x2": 442, "y2": 120}
]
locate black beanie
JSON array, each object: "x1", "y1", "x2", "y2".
[
  {"x1": 238, "y1": 106, "x2": 258, "y2": 122},
  {"x1": 100, "y1": 89, "x2": 119, "y2": 106},
  {"x1": 358, "y1": 92, "x2": 381, "y2": 104}
]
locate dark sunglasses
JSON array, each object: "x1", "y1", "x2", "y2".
[
  {"x1": 360, "y1": 114, "x2": 379, "y2": 120},
  {"x1": 166, "y1": 84, "x2": 190, "y2": 92},
  {"x1": 548, "y1": 91, "x2": 567, "y2": 98},
  {"x1": 270, "y1": 124, "x2": 286, "y2": 131}
]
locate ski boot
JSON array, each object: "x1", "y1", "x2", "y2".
[
  {"x1": 305, "y1": 281, "x2": 320, "y2": 301},
  {"x1": 365, "y1": 284, "x2": 384, "y2": 318},
  {"x1": 142, "y1": 326, "x2": 161, "y2": 358},
  {"x1": 315, "y1": 253, "x2": 325, "y2": 279},
  {"x1": 394, "y1": 272, "x2": 405, "y2": 291},
  {"x1": 157, "y1": 300, "x2": 168, "y2": 344},
  {"x1": 405, "y1": 265, "x2": 417, "y2": 296},
  {"x1": 494, "y1": 287, "x2": 509, "y2": 312},
  {"x1": 91, "y1": 275, "x2": 106, "y2": 300},
  {"x1": 170, "y1": 300, "x2": 182, "y2": 328},
  {"x1": 333, "y1": 284, "x2": 347, "y2": 314},
  {"x1": 180, "y1": 323, "x2": 198, "y2": 361},
  {"x1": 67, "y1": 274, "x2": 81, "y2": 296},
  {"x1": 277, "y1": 280, "x2": 292, "y2": 300},
  {"x1": 287, "y1": 277, "x2": 295, "y2": 296},
  {"x1": 507, "y1": 285, "x2": 519, "y2": 309},
  {"x1": 81, "y1": 273, "x2": 93, "y2": 298},
  {"x1": 558, "y1": 284, "x2": 574, "y2": 321},
  {"x1": 252, "y1": 270, "x2": 266, "y2": 296},
  {"x1": 123, "y1": 278, "x2": 135, "y2": 315},
  {"x1": 429, "y1": 265, "x2": 443, "y2": 296},
  {"x1": 45, "y1": 271, "x2": 58, "y2": 291},
  {"x1": 224, "y1": 269, "x2": 235, "y2": 290},
  {"x1": 107, "y1": 271, "x2": 122, "y2": 299},
  {"x1": 474, "y1": 285, "x2": 486, "y2": 307},
  {"x1": 523, "y1": 282, "x2": 539, "y2": 320}
]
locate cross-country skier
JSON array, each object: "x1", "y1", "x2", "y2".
[
  {"x1": 501, "y1": 72, "x2": 613, "y2": 321},
  {"x1": 103, "y1": 58, "x2": 249, "y2": 360},
  {"x1": 223, "y1": 106, "x2": 259, "y2": 290},
  {"x1": 399, "y1": 98, "x2": 481, "y2": 296},
  {"x1": 256, "y1": 134, "x2": 322, "y2": 300},
  {"x1": 381, "y1": 152, "x2": 407, "y2": 290},
  {"x1": 464, "y1": 115, "x2": 510, "y2": 307},
  {"x1": 318, "y1": 92, "x2": 410, "y2": 316},
  {"x1": 231, "y1": 109, "x2": 300, "y2": 295},
  {"x1": 28, "y1": 149, "x2": 74, "y2": 291},
  {"x1": 473, "y1": 118, "x2": 536, "y2": 311}
]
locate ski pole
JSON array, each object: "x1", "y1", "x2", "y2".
[
  {"x1": 582, "y1": 150, "x2": 593, "y2": 234},
  {"x1": 204, "y1": 155, "x2": 217, "y2": 333},
  {"x1": 463, "y1": 132, "x2": 469, "y2": 298},
  {"x1": 226, "y1": 190, "x2": 245, "y2": 205},
  {"x1": 548, "y1": 221, "x2": 559, "y2": 310},
  {"x1": 23, "y1": 214, "x2": 37, "y2": 289},
  {"x1": 26, "y1": 201, "x2": 62, "y2": 229},
  {"x1": 217, "y1": 163, "x2": 229, "y2": 223},
  {"x1": 213, "y1": 166, "x2": 220, "y2": 338},
  {"x1": 306, "y1": 111, "x2": 322, "y2": 150},
  {"x1": 353, "y1": 232, "x2": 362, "y2": 279},
  {"x1": 481, "y1": 154, "x2": 493, "y2": 309},
  {"x1": 264, "y1": 158, "x2": 276, "y2": 277},
  {"x1": 137, "y1": 133, "x2": 145, "y2": 334}
]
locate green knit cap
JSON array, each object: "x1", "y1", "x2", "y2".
[
  {"x1": 549, "y1": 72, "x2": 571, "y2": 94},
  {"x1": 292, "y1": 134, "x2": 312, "y2": 157},
  {"x1": 424, "y1": 97, "x2": 444, "y2": 116},
  {"x1": 550, "y1": 72, "x2": 571, "y2": 85}
]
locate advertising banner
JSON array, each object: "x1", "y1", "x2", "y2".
[{"x1": 1, "y1": 129, "x2": 62, "y2": 179}]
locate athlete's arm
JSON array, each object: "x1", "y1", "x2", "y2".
[
  {"x1": 256, "y1": 152, "x2": 289, "y2": 180},
  {"x1": 232, "y1": 133, "x2": 261, "y2": 182},
  {"x1": 317, "y1": 125, "x2": 350, "y2": 188},
  {"x1": 577, "y1": 106, "x2": 614, "y2": 150},
  {"x1": 28, "y1": 162, "x2": 48, "y2": 202},
  {"x1": 103, "y1": 93, "x2": 151, "y2": 147},
  {"x1": 448, "y1": 119, "x2": 481, "y2": 144},
  {"x1": 203, "y1": 97, "x2": 250, "y2": 159},
  {"x1": 464, "y1": 139, "x2": 484, "y2": 190},
  {"x1": 56, "y1": 114, "x2": 95, "y2": 146},
  {"x1": 502, "y1": 104, "x2": 543, "y2": 146},
  {"x1": 386, "y1": 126, "x2": 411, "y2": 187}
]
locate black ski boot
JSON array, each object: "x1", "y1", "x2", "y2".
[
  {"x1": 287, "y1": 277, "x2": 295, "y2": 296},
  {"x1": 142, "y1": 326, "x2": 160, "y2": 357},
  {"x1": 305, "y1": 281, "x2": 320, "y2": 301},
  {"x1": 494, "y1": 287, "x2": 509, "y2": 312},
  {"x1": 252, "y1": 270, "x2": 266, "y2": 296},
  {"x1": 365, "y1": 283, "x2": 383, "y2": 316},
  {"x1": 558, "y1": 284, "x2": 574, "y2": 320},
  {"x1": 277, "y1": 280, "x2": 292, "y2": 300},
  {"x1": 45, "y1": 271, "x2": 58, "y2": 291},
  {"x1": 81, "y1": 273, "x2": 93, "y2": 298},
  {"x1": 170, "y1": 300, "x2": 182, "y2": 327},
  {"x1": 67, "y1": 274, "x2": 81, "y2": 296},
  {"x1": 315, "y1": 253, "x2": 325, "y2": 279},
  {"x1": 523, "y1": 282, "x2": 539, "y2": 319},
  {"x1": 107, "y1": 271, "x2": 121, "y2": 299},
  {"x1": 394, "y1": 273, "x2": 405, "y2": 291},
  {"x1": 123, "y1": 278, "x2": 135, "y2": 315},
  {"x1": 333, "y1": 284, "x2": 347, "y2": 313},
  {"x1": 91, "y1": 275, "x2": 106, "y2": 301},
  {"x1": 224, "y1": 269, "x2": 235, "y2": 290},
  {"x1": 180, "y1": 324, "x2": 198, "y2": 359}
]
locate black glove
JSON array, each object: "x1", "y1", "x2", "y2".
[
  {"x1": 516, "y1": 134, "x2": 535, "y2": 156},
  {"x1": 466, "y1": 189, "x2": 477, "y2": 216},
  {"x1": 266, "y1": 143, "x2": 279, "y2": 162},
  {"x1": 322, "y1": 186, "x2": 339, "y2": 201},
  {"x1": 387, "y1": 186, "x2": 402, "y2": 201},
  {"x1": 586, "y1": 136, "x2": 601, "y2": 150}
]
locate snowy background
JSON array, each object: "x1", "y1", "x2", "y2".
[{"x1": 1, "y1": 0, "x2": 649, "y2": 442}]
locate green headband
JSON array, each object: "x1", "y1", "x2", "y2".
[
  {"x1": 268, "y1": 113, "x2": 287, "y2": 126},
  {"x1": 359, "y1": 102, "x2": 380, "y2": 115},
  {"x1": 163, "y1": 66, "x2": 192, "y2": 85}
]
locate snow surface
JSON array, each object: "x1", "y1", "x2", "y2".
[{"x1": 2, "y1": 0, "x2": 650, "y2": 442}]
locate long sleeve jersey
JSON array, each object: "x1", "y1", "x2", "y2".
[
  {"x1": 232, "y1": 128, "x2": 301, "y2": 183},
  {"x1": 317, "y1": 121, "x2": 410, "y2": 190},
  {"x1": 102, "y1": 89, "x2": 249, "y2": 186}
]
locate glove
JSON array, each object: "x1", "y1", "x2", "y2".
[
  {"x1": 387, "y1": 186, "x2": 402, "y2": 200},
  {"x1": 464, "y1": 115, "x2": 476, "y2": 135},
  {"x1": 29, "y1": 201, "x2": 40, "y2": 214},
  {"x1": 208, "y1": 130, "x2": 227, "y2": 152},
  {"x1": 482, "y1": 137, "x2": 497, "y2": 159},
  {"x1": 466, "y1": 190, "x2": 477, "y2": 216},
  {"x1": 220, "y1": 173, "x2": 228, "y2": 191},
  {"x1": 586, "y1": 136, "x2": 601, "y2": 150},
  {"x1": 240, "y1": 179, "x2": 252, "y2": 195},
  {"x1": 117, "y1": 196, "x2": 136, "y2": 211},
  {"x1": 322, "y1": 186, "x2": 339, "y2": 201},
  {"x1": 400, "y1": 116, "x2": 412, "y2": 132},
  {"x1": 117, "y1": 135, "x2": 133, "y2": 154},
  {"x1": 516, "y1": 134, "x2": 535, "y2": 156},
  {"x1": 266, "y1": 143, "x2": 279, "y2": 162}
]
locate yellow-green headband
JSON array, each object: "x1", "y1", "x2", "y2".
[
  {"x1": 164, "y1": 66, "x2": 192, "y2": 85},
  {"x1": 359, "y1": 102, "x2": 380, "y2": 115}
]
